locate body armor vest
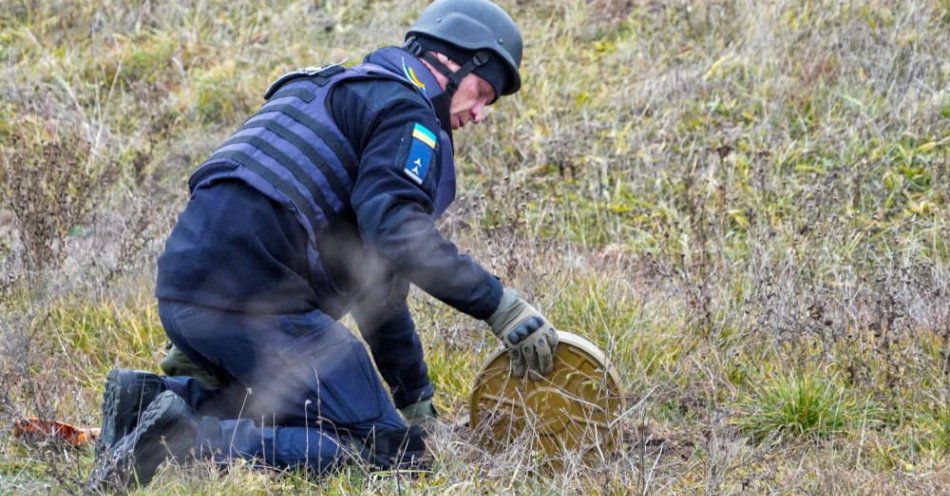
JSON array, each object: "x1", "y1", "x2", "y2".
[{"x1": 187, "y1": 53, "x2": 456, "y2": 315}]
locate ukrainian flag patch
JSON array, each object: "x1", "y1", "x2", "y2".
[{"x1": 404, "y1": 123, "x2": 437, "y2": 184}]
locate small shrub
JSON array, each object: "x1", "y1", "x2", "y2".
[
  {"x1": 0, "y1": 118, "x2": 115, "y2": 272},
  {"x1": 737, "y1": 370, "x2": 866, "y2": 443}
]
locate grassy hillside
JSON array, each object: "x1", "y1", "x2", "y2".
[{"x1": 1, "y1": 0, "x2": 948, "y2": 493}]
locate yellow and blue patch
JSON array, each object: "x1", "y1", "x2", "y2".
[
  {"x1": 404, "y1": 123, "x2": 437, "y2": 185},
  {"x1": 402, "y1": 58, "x2": 426, "y2": 92}
]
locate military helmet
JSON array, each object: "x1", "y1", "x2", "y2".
[{"x1": 406, "y1": 0, "x2": 523, "y2": 97}]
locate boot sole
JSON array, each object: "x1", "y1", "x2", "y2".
[
  {"x1": 97, "y1": 369, "x2": 135, "y2": 458},
  {"x1": 98, "y1": 368, "x2": 166, "y2": 459},
  {"x1": 92, "y1": 391, "x2": 196, "y2": 490}
]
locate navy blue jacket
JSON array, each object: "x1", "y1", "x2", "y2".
[{"x1": 157, "y1": 47, "x2": 502, "y2": 345}]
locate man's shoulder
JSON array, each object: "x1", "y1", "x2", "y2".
[{"x1": 334, "y1": 76, "x2": 430, "y2": 115}]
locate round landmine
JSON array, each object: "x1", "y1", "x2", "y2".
[{"x1": 469, "y1": 331, "x2": 625, "y2": 464}]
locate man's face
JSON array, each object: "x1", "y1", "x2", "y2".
[
  {"x1": 449, "y1": 72, "x2": 496, "y2": 130},
  {"x1": 429, "y1": 54, "x2": 496, "y2": 130}
]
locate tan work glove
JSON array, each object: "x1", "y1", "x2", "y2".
[{"x1": 485, "y1": 288, "x2": 559, "y2": 379}]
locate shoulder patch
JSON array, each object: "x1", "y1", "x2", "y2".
[
  {"x1": 401, "y1": 57, "x2": 427, "y2": 93},
  {"x1": 403, "y1": 123, "x2": 437, "y2": 184}
]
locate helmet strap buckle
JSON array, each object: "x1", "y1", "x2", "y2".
[
  {"x1": 415, "y1": 48, "x2": 491, "y2": 97},
  {"x1": 403, "y1": 36, "x2": 425, "y2": 56}
]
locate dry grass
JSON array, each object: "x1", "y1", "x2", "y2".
[{"x1": 1, "y1": 0, "x2": 948, "y2": 493}]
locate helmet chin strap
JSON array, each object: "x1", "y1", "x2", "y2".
[{"x1": 404, "y1": 37, "x2": 490, "y2": 97}]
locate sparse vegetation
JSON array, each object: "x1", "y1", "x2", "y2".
[
  {"x1": 1, "y1": 0, "x2": 948, "y2": 494},
  {"x1": 737, "y1": 368, "x2": 870, "y2": 443}
]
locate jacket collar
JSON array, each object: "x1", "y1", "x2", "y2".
[
  {"x1": 364, "y1": 46, "x2": 444, "y2": 98},
  {"x1": 364, "y1": 47, "x2": 453, "y2": 139}
]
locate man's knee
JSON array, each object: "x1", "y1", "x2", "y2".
[{"x1": 271, "y1": 311, "x2": 402, "y2": 431}]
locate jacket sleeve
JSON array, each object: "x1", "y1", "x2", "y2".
[
  {"x1": 351, "y1": 278, "x2": 433, "y2": 408},
  {"x1": 348, "y1": 96, "x2": 502, "y2": 320}
]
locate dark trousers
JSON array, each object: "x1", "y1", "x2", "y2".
[{"x1": 157, "y1": 299, "x2": 408, "y2": 470}]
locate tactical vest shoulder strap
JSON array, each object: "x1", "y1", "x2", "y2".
[{"x1": 263, "y1": 64, "x2": 346, "y2": 100}]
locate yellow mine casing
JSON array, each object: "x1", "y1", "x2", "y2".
[{"x1": 469, "y1": 331, "x2": 625, "y2": 465}]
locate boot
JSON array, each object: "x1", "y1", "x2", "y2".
[
  {"x1": 88, "y1": 391, "x2": 200, "y2": 490},
  {"x1": 97, "y1": 368, "x2": 166, "y2": 458}
]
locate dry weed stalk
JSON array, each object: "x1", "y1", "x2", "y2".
[{"x1": 0, "y1": 120, "x2": 114, "y2": 275}]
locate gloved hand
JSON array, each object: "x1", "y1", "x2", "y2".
[
  {"x1": 485, "y1": 288, "x2": 559, "y2": 379},
  {"x1": 399, "y1": 398, "x2": 438, "y2": 426}
]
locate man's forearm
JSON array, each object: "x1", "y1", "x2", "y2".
[{"x1": 356, "y1": 195, "x2": 503, "y2": 319}]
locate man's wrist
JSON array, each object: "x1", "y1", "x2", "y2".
[
  {"x1": 468, "y1": 272, "x2": 504, "y2": 320},
  {"x1": 486, "y1": 287, "x2": 521, "y2": 331}
]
